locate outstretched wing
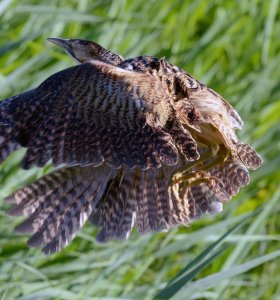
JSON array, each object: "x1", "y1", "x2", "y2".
[{"x1": 0, "y1": 60, "x2": 178, "y2": 170}]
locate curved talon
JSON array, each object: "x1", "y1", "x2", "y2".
[{"x1": 171, "y1": 144, "x2": 230, "y2": 186}]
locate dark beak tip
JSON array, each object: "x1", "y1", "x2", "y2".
[{"x1": 47, "y1": 37, "x2": 68, "y2": 47}]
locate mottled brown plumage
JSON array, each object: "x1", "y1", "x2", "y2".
[{"x1": 0, "y1": 38, "x2": 262, "y2": 254}]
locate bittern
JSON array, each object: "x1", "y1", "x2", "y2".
[{"x1": 0, "y1": 38, "x2": 262, "y2": 254}]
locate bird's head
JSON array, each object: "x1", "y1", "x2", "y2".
[{"x1": 47, "y1": 38, "x2": 124, "y2": 65}]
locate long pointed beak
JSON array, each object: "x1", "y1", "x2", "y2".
[{"x1": 47, "y1": 38, "x2": 69, "y2": 49}]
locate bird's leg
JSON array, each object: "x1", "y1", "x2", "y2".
[
  {"x1": 202, "y1": 144, "x2": 230, "y2": 172},
  {"x1": 171, "y1": 144, "x2": 230, "y2": 185},
  {"x1": 185, "y1": 146, "x2": 230, "y2": 188},
  {"x1": 171, "y1": 144, "x2": 219, "y2": 184},
  {"x1": 186, "y1": 171, "x2": 215, "y2": 187}
]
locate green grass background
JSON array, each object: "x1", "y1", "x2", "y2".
[{"x1": 0, "y1": 0, "x2": 280, "y2": 299}]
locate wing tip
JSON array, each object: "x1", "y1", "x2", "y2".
[
  {"x1": 15, "y1": 218, "x2": 35, "y2": 234},
  {"x1": 7, "y1": 205, "x2": 24, "y2": 217}
]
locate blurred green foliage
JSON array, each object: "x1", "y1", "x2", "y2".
[{"x1": 0, "y1": 0, "x2": 280, "y2": 299}]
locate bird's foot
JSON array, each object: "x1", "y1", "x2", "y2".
[
  {"x1": 172, "y1": 170, "x2": 215, "y2": 187},
  {"x1": 171, "y1": 144, "x2": 230, "y2": 185}
]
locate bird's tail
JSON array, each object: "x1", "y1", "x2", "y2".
[{"x1": 6, "y1": 165, "x2": 114, "y2": 254}]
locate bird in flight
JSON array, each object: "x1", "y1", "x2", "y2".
[{"x1": 0, "y1": 38, "x2": 262, "y2": 254}]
